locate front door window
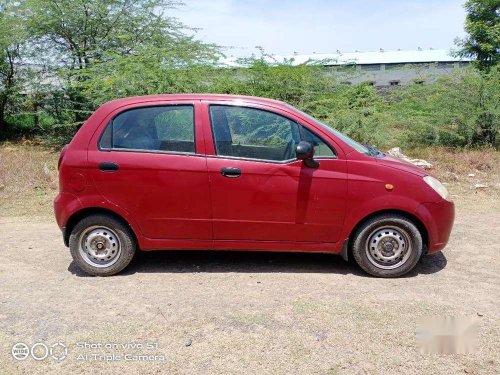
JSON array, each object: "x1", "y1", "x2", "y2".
[
  {"x1": 209, "y1": 105, "x2": 335, "y2": 161},
  {"x1": 209, "y1": 105, "x2": 301, "y2": 161}
]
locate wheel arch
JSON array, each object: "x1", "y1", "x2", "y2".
[
  {"x1": 346, "y1": 209, "x2": 429, "y2": 259},
  {"x1": 64, "y1": 207, "x2": 139, "y2": 248}
]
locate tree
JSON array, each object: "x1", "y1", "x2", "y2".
[
  {"x1": 456, "y1": 0, "x2": 500, "y2": 71},
  {"x1": 0, "y1": 1, "x2": 25, "y2": 127},
  {"x1": 25, "y1": 0, "x2": 188, "y2": 70},
  {"x1": 74, "y1": 39, "x2": 221, "y2": 106},
  {"x1": 23, "y1": 0, "x2": 220, "y2": 120}
]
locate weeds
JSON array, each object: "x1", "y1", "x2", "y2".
[{"x1": 0, "y1": 142, "x2": 58, "y2": 216}]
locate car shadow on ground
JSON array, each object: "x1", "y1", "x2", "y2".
[{"x1": 68, "y1": 250, "x2": 447, "y2": 278}]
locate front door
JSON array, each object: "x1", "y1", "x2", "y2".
[
  {"x1": 205, "y1": 104, "x2": 347, "y2": 243},
  {"x1": 87, "y1": 103, "x2": 212, "y2": 240}
]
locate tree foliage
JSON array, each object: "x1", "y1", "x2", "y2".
[
  {"x1": 18, "y1": 0, "x2": 221, "y2": 126},
  {"x1": 456, "y1": 0, "x2": 500, "y2": 71},
  {"x1": 0, "y1": 0, "x2": 26, "y2": 126},
  {"x1": 25, "y1": 0, "x2": 189, "y2": 70},
  {"x1": 388, "y1": 66, "x2": 499, "y2": 147}
]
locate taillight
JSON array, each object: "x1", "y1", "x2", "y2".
[{"x1": 58, "y1": 144, "x2": 69, "y2": 170}]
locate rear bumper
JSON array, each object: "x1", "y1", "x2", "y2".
[
  {"x1": 54, "y1": 192, "x2": 79, "y2": 228},
  {"x1": 415, "y1": 199, "x2": 455, "y2": 254},
  {"x1": 61, "y1": 227, "x2": 68, "y2": 246},
  {"x1": 54, "y1": 192, "x2": 82, "y2": 246}
]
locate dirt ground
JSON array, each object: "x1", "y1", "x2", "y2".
[{"x1": 0, "y1": 145, "x2": 499, "y2": 374}]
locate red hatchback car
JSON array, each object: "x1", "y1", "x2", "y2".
[{"x1": 54, "y1": 94, "x2": 454, "y2": 277}]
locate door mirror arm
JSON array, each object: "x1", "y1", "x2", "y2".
[
  {"x1": 295, "y1": 141, "x2": 319, "y2": 168},
  {"x1": 304, "y1": 158, "x2": 320, "y2": 168}
]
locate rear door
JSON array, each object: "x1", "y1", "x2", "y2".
[
  {"x1": 202, "y1": 102, "x2": 347, "y2": 243},
  {"x1": 87, "y1": 101, "x2": 212, "y2": 240}
]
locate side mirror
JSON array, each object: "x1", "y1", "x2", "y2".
[{"x1": 295, "y1": 141, "x2": 319, "y2": 168}]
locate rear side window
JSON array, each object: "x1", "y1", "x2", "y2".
[{"x1": 99, "y1": 105, "x2": 195, "y2": 153}]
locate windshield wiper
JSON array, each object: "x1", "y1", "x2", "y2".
[{"x1": 362, "y1": 144, "x2": 384, "y2": 157}]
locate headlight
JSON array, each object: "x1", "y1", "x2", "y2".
[{"x1": 423, "y1": 176, "x2": 449, "y2": 200}]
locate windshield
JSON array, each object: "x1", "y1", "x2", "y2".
[{"x1": 289, "y1": 106, "x2": 370, "y2": 154}]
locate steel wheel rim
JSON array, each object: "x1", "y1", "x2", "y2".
[
  {"x1": 78, "y1": 226, "x2": 121, "y2": 268},
  {"x1": 365, "y1": 226, "x2": 412, "y2": 270}
]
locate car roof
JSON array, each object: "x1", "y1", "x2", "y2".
[{"x1": 102, "y1": 94, "x2": 287, "y2": 109}]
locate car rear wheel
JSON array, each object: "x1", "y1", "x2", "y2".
[
  {"x1": 352, "y1": 214, "x2": 423, "y2": 277},
  {"x1": 69, "y1": 214, "x2": 136, "y2": 276}
]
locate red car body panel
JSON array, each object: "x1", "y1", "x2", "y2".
[{"x1": 54, "y1": 94, "x2": 455, "y2": 256}]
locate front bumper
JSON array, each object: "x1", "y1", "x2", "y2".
[{"x1": 415, "y1": 199, "x2": 455, "y2": 254}]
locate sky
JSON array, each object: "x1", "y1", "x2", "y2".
[{"x1": 171, "y1": 0, "x2": 467, "y2": 57}]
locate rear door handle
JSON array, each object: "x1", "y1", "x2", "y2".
[
  {"x1": 99, "y1": 162, "x2": 119, "y2": 172},
  {"x1": 220, "y1": 167, "x2": 241, "y2": 178}
]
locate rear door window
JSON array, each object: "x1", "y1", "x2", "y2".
[{"x1": 99, "y1": 105, "x2": 195, "y2": 153}]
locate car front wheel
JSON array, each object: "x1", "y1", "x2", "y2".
[
  {"x1": 69, "y1": 214, "x2": 136, "y2": 276},
  {"x1": 352, "y1": 214, "x2": 423, "y2": 277}
]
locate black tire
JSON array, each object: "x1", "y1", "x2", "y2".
[
  {"x1": 351, "y1": 214, "x2": 423, "y2": 278},
  {"x1": 69, "y1": 214, "x2": 136, "y2": 276}
]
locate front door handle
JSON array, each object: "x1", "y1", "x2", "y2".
[
  {"x1": 220, "y1": 167, "x2": 241, "y2": 178},
  {"x1": 99, "y1": 162, "x2": 119, "y2": 172}
]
